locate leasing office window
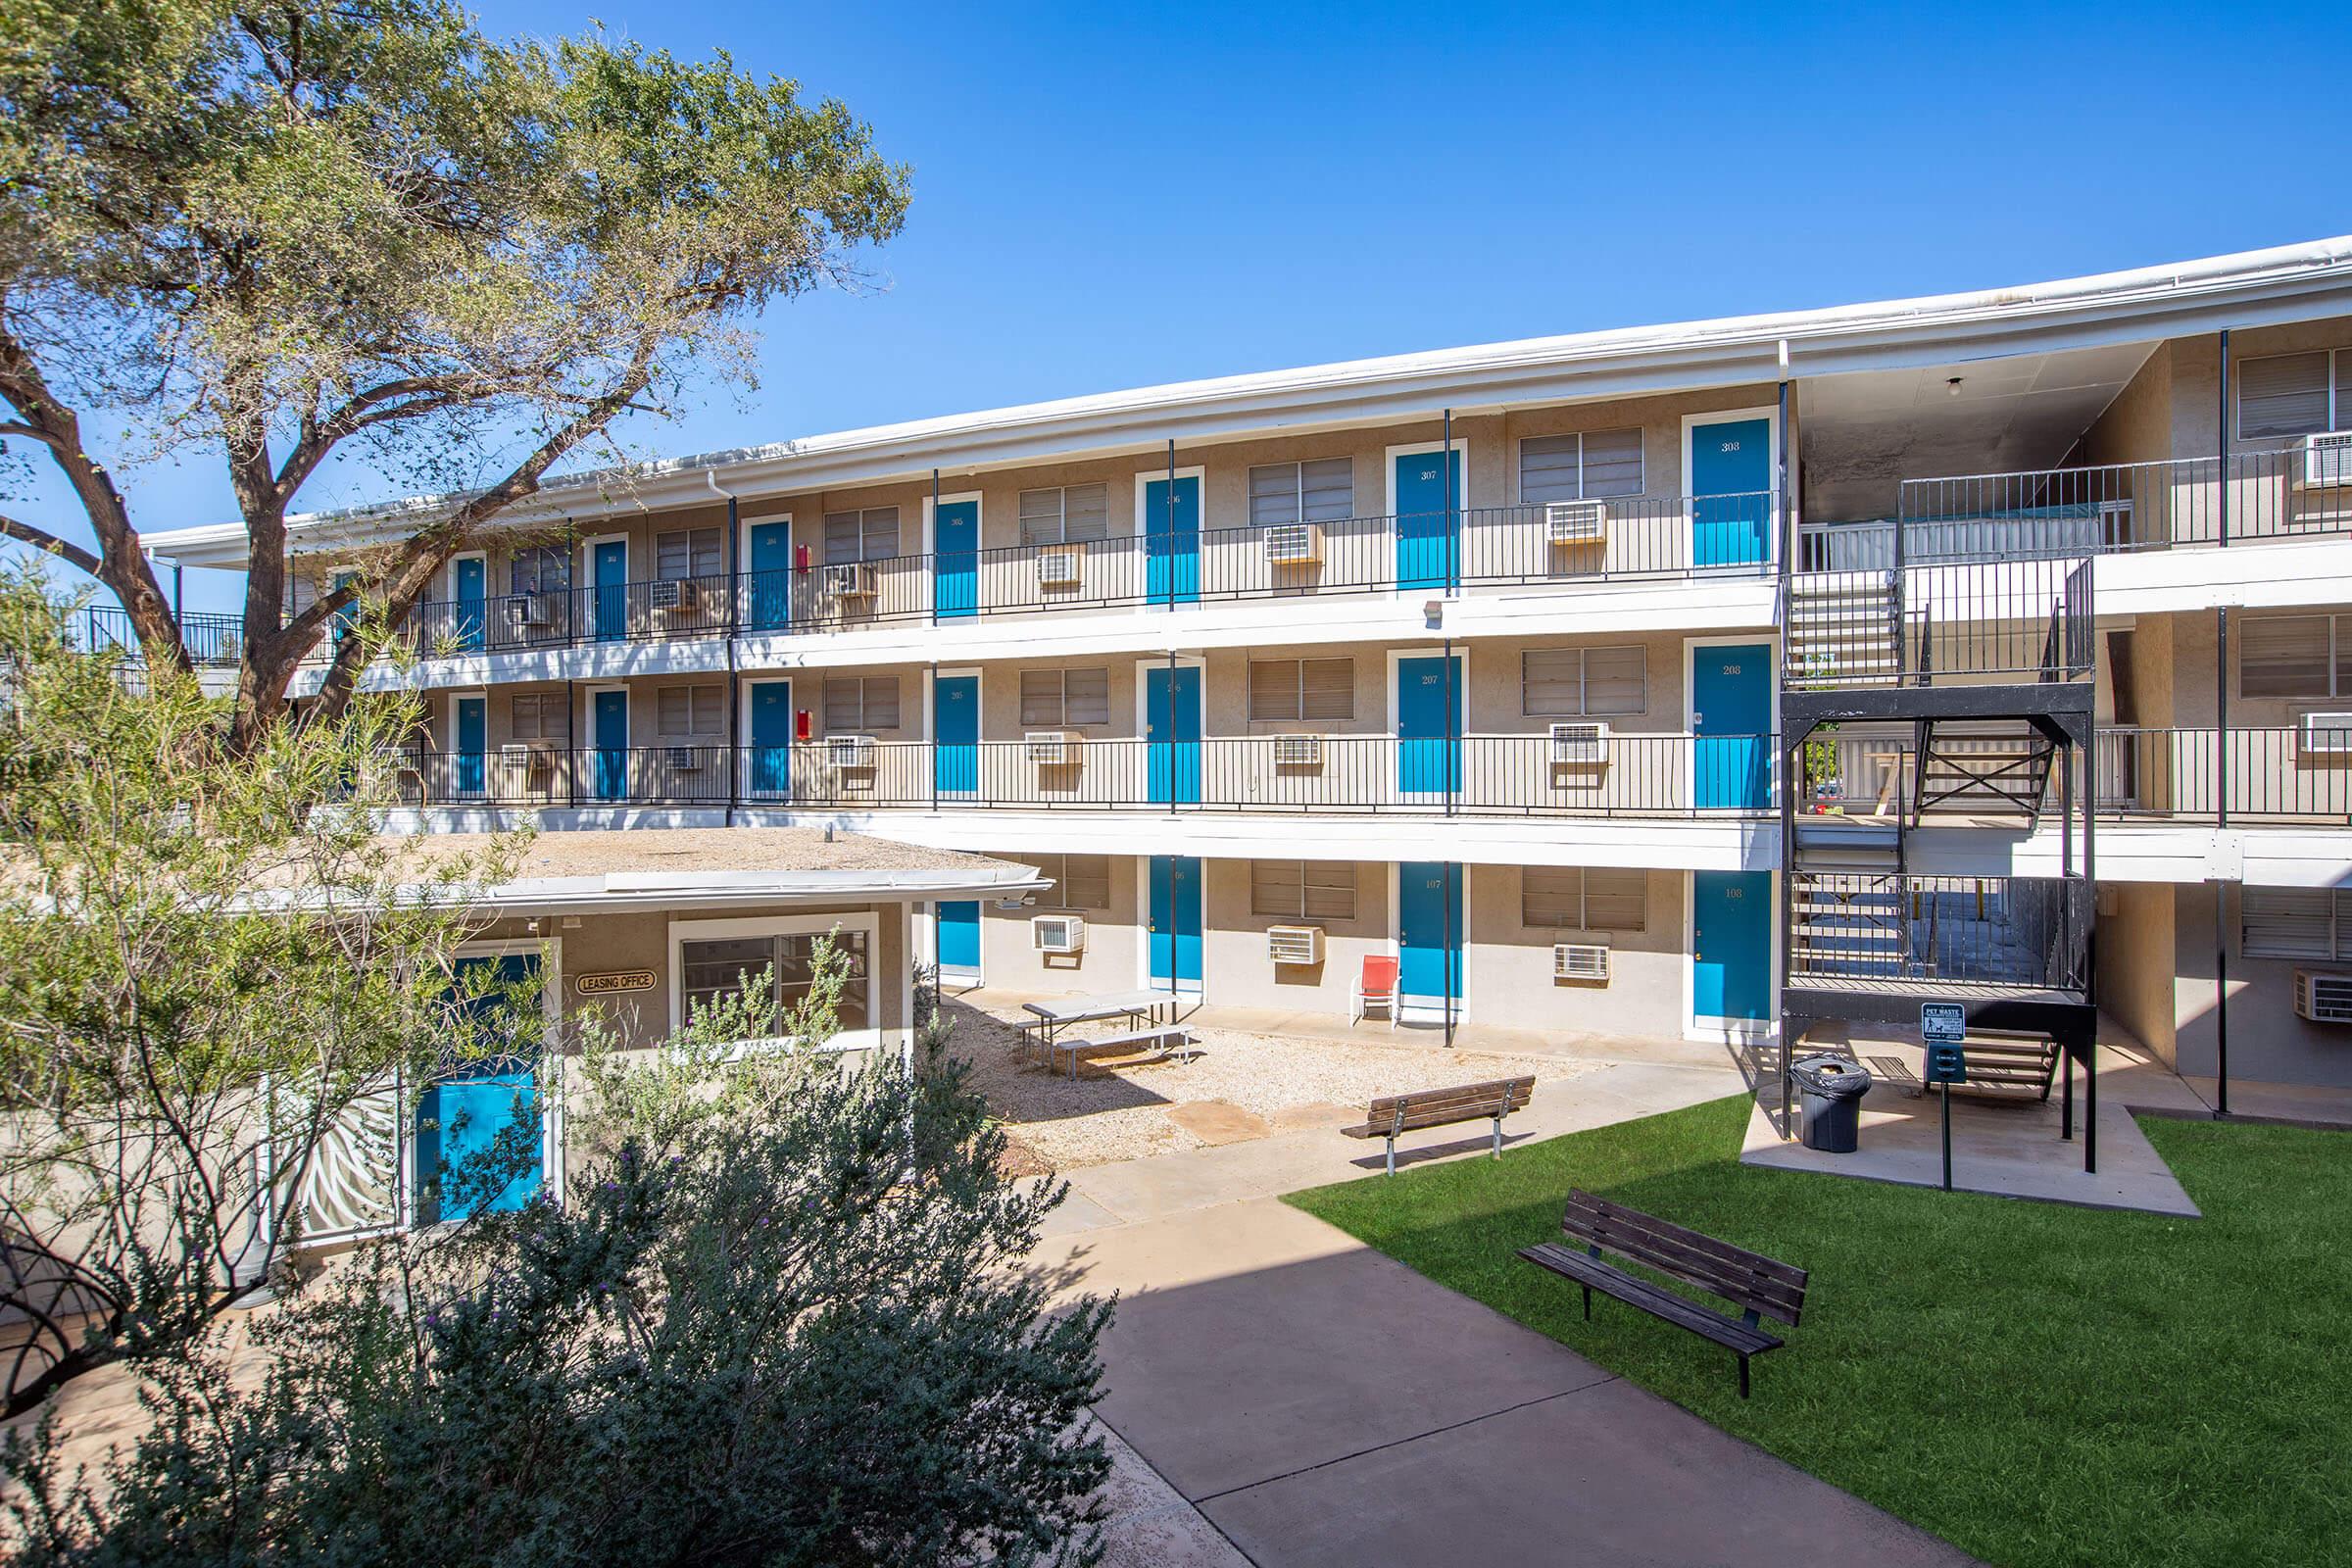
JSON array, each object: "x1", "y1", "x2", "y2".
[
  {"x1": 2238, "y1": 614, "x2": 2352, "y2": 699},
  {"x1": 1033, "y1": 853, "x2": 1111, "y2": 909},
  {"x1": 1250, "y1": 860, "x2": 1357, "y2": 921},
  {"x1": 680, "y1": 929, "x2": 870, "y2": 1034},
  {"x1": 1019, "y1": 667, "x2": 1110, "y2": 727},
  {"x1": 1522, "y1": 867, "x2": 1647, "y2": 932},
  {"x1": 1519, "y1": 428, "x2": 1645, "y2": 504},
  {"x1": 823, "y1": 675, "x2": 901, "y2": 732},
  {"x1": 2237, "y1": 350, "x2": 2350, "y2": 439},
  {"x1": 1018, "y1": 484, "x2": 1110, "y2": 546},
  {"x1": 1523, "y1": 647, "x2": 1646, "y2": 715},
  {"x1": 1249, "y1": 658, "x2": 1353, "y2": 721},
  {"x1": 509, "y1": 692, "x2": 569, "y2": 742},
  {"x1": 1248, "y1": 459, "x2": 1353, "y2": 527},
  {"x1": 509, "y1": 544, "x2": 571, "y2": 595},
  {"x1": 823, "y1": 507, "x2": 901, "y2": 563},
  {"x1": 2240, "y1": 887, "x2": 2352, "y2": 960},
  {"x1": 655, "y1": 684, "x2": 724, "y2": 737},
  {"x1": 656, "y1": 527, "x2": 723, "y2": 580}
]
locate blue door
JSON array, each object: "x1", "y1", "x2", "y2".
[
  {"x1": 592, "y1": 540, "x2": 628, "y2": 641},
  {"x1": 418, "y1": 953, "x2": 542, "y2": 1222},
  {"x1": 1396, "y1": 653, "x2": 1461, "y2": 795},
  {"x1": 1690, "y1": 416, "x2": 1772, "y2": 568},
  {"x1": 937, "y1": 900, "x2": 980, "y2": 980},
  {"x1": 1693, "y1": 870, "x2": 1771, "y2": 1021},
  {"x1": 592, "y1": 688, "x2": 628, "y2": 801},
  {"x1": 934, "y1": 500, "x2": 978, "y2": 619},
  {"x1": 1144, "y1": 474, "x2": 1200, "y2": 605},
  {"x1": 454, "y1": 695, "x2": 486, "y2": 796},
  {"x1": 332, "y1": 570, "x2": 360, "y2": 646},
  {"x1": 935, "y1": 674, "x2": 978, "y2": 796},
  {"x1": 1149, "y1": 856, "x2": 1202, "y2": 989},
  {"x1": 747, "y1": 521, "x2": 793, "y2": 630},
  {"x1": 749, "y1": 678, "x2": 792, "y2": 796},
  {"x1": 1692, "y1": 642, "x2": 1771, "y2": 809},
  {"x1": 1147, "y1": 664, "x2": 1201, "y2": 805},
  {"x1": 453, "y1": 557, "x2": 485, "y2": 652},
  {"x1": 1395, "y1": 448, "x2": 1463, "y2": 591},
  {"x1": 1397, "y1": 860, "x2": 1464, "y2": 1006}
]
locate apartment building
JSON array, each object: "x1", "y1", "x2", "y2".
[{"x1": 143, "y1": 235, "x2": 2352, "y2": 1094}]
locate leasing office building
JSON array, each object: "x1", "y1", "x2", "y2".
[{"x1": 145, "y1": 236, "x2": 2352, "y2": 1091}]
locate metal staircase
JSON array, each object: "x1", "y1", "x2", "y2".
[
  {"x1": 1911, "y1": 720, "x2": 2056, "y2": 818},
  {"x1": 1784, "y1": 570, "x2": 1900, "y2": 689}
]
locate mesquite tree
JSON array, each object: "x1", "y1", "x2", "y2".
[{"x1": 0, "y1": 0, "x2": 908, "y2": 750}]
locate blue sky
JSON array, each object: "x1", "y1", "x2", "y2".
[{"x1": 15, "y1": 1, "x2": 2351, "y2": 614}]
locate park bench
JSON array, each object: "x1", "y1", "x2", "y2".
[
  {"x1": 1340, "y1": 1076, "x2": 1535, "y2": 1175},
  {"x1": 1049, "y1": 1023, "x2": 1196, "y2": 1082},
  {"x1": 1866, "y1": 1027, "x2": 2059, "y2": 1101},
  {"x1": 1518, "y1": 1190, "x2": 1808, "y2": 1398}
]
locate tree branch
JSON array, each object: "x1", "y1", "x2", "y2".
[{"x1": 0, "y1": 514, "x2": 106, "y2": 579}]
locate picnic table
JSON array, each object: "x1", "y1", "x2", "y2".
[{"x1": 1018, "y1": 989, "x2": 1184, "y2": 1059}]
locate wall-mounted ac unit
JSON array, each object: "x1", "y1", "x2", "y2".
[
  {"x1": 1271, "y1": 733, "x2": 1324, "y2": 767},
  {"x1": 1266, "y1": 924, "x2": 1324, "y2": 965},
  {"x1": 2300, "y1": 711, "x2": 2352, "y2": 757},
  {"x1": 1549, "y1": 720, "x2": 1610, "y2": 764},
  {"x1": 1263, "y1": 522, "x2": 1322, "y2": 565},
  {"x1": 501, "y1": 740, "x2": 560, "y2": 775},
  {"x1": 1544, "y1": 499, "x2": 1608, "y2": 544},
  {"x1": 1036, "y1": 550, "x2": 1083, "y2": 588},
  {"x1": 662, "y1": 746, "x2": 703, "y2": 771},
  {"x1": 648, "y1": 579, "x2": 701, "y2": 613},
  {"x1": 508, "y1": 593, "x2": 557, "y2": 628},
  {"x1": 2293, "y1": 968, "x2": 2352, "y2": 1023},
  {"x1": 1025, "y1": 730, "x2": 1082, "y2": 766},
  {"x1": 826, "y1": 734, "x2": 876, "y2": 769},
  {"x1": 819, "y1": 563, "x2": 874, "y2": 599},
  {"x1": 2299, "y1": 430, "x2": 2352, "y2": 488},
  {"x1": 1032, "y1": 913, "x2": 1087, "y2": 954},
  {"x1": 1554, "y1": 942, "x2": 1610, "y2": 981}
]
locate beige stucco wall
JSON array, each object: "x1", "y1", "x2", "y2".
[
  {"x1": 2172, "y1": 882, "x2": 2352, "y2": 1089},
  {"x1": 974, "y1": 855, "x2": 1143, "y2": 995},
  {"x1": 2094, "y1": 883, "x2": 2177, "y2": 1066},
  {"x1": 1464, "y1": 864, "x2": 1689, "y2": 1040}
]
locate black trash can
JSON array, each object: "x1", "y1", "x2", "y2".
[{"x1": 1791, "y1": 1055, "x2": 1872, "y2": 1153}]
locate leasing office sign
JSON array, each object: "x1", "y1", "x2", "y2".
[{"x1": 575, "y1": 968, "x2": 657, "y2": 997}]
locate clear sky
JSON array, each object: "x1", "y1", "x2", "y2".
[{"x1": 15, "y1": 0, "x2": 2352, "y2": 614}]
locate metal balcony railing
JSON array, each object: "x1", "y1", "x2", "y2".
[
  {"x1": 1789, "y1": 874, "x2": 2089, "y2": 994},
  {"x1": 72, "y1": 605, "x2": 246, "y2": 667}
]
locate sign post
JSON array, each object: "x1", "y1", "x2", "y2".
[{"x1": 1921, "y1": 1003, "x2": 1967, "y2": 1192}]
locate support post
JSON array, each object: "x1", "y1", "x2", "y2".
[
  {"x1": 1443, "y1": 407, "x2": 1456, "y2": 592},
  {"x1": 1940, "y1": 1082, "x2": 1953, "y2": 1192},
  {"x1": 725, "y1": 495, "x2": 740, "y2": 827},
  {"x1": 2216, "y1": 330, "x2": 2232, "y2": 1120},
  {"x1": 929, "y1": 467, "x2": 940, "y2": 626}
]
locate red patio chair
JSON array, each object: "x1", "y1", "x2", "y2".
[{"x1": 1352, "y1": 955, "x2": 1399, "y2": 1027}]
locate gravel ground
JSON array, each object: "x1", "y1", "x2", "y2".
[{"x1": 944, "y1": 998, "x2": 1593, "y2": 1171}]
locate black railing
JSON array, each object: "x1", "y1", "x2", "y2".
[
  {"x1": 1790, "y1": 874, "x2": 2087, "y2": 993},
  {"x1": 73, "y1": 606, "x2": 245, "y2": 667}
]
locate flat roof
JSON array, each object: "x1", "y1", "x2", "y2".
[{"x1": 149, "y1": 235, "x2": 2352, "y2": 567}]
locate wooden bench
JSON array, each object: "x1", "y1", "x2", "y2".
[
  {"x1": 1340, "y1": 1077, "x2": 1535, "y2": 1175},
  {"x1": 1050, "y1": 1024, "x2": 1196, "y2": 1081},
  {"x1": 1869, "y1": 1029, "x2": 2058, "y2": 1101},
  {"x1": 1519, "y1": 1190, "x2": 1808, "y2": 1398}
]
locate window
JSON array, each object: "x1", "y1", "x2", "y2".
[
  {"x1": 1249, "y1": 658, "x2": 1353, "y2": 722},
  {"x1": 1248, "y1": 459, "x2": 1354, "y2": 528},
  {"x1": 509, "y1": 544, "x2": 570, "y2": 596},
  {"x1": 823, "y1": 675, "x2": 900, "y2": 732},
  {"x1": 655, "y1": 683, "x2": 724, "y2": 736},
  {"x1": 509, "y1": 692, "x2": 568, "y2": 743},
  {"x1": 1519, "y1": 428, "x2": 1645, "y2": 504},
  {"x1": 1018, "y1": 484, "x2": 1110, "y2": 547},
  {"x1": 1523, "y1": 646, "x2": 1646, "y2": 715},
  {"x1": 2241, "y1": 887, "x2": 2352, "y2": 961},
  {"x1": 1521, "y1": 867, "x2": 1647, "y2": 931},
  {"x1": 2237, "y1": 349, "x2": 2349, "y2": 440},
  {"x1": 2239, "y1": 614, "x2": 2352, "y2": 699},
  {"x1": 1018, "y1": 667, "x2": 1110, "y2": 727},
  {"x1": 680, "y1": 929, "x2": 869, "y2": 1035},
  {"x1": 823, "y1": 507, "x2": 900, "y2": 564},
  {"x1": 655, "y1": 527, "x2": 722, "y2": 580},
  {"x1": 1033, "y1": 853, "x2": 1111, "y2": 910},
  {"x1": 1250, "y1": 860, "x2": 1356, "y2": 921}
]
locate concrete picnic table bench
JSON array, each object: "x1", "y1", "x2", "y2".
[{"x1": 1018, "y1": 990, "x2": 1190, "y2": 1076}]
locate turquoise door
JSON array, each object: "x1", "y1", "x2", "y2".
[
  {"x1": 592, "y1": 540, "x2": 627, "y2": 641},
  {"x1": 1693, "y1": 870, "x2": 1770, "y2": 1021},
  {"x1": 592, "y1": 688, "x2": 628, "y2": 801},
  {"x1": 1396, "y1": 653, "x2": 1461, "y2": 795},
  {"x1": 453, "y1": 557, "x2": 485, "y2": 652},
  {"x1": 418, "y1": 952, "x2": 542, "y2": 1222},
  {"x1": 934, "y1": 500, "x2": 978, "y2": 619},
  {"x1": 332, "y1": 569, "x2": 359, "y2": 646},
  {"x1": 453, "y1": 695, "x2": 486, "y2": 795},
  {"x1": 1690, "y1": 416, "x2": 1772, "y2": 567},
  {"x1": 747, "y1": 521, "x2": 792, "y2": 630},
  {"x1": 1397, "y1": 860, "x2": 1464, "y2": 1005},
  {"x1": 1395, "y1": 448, "x2": 1463, "y2": 591},
  {"x1": 1692, "y1": 642, "x2": 1771, "y2": 809},
  {"x1": 1149, "y1": 856, "x2": 1202, "y2": 989},
  {"x1": 937, "y1": 900, "x2": 980, "y2": 979},
  {"x1": 1144, "y1": 475, "x2": 1200, "y2": 605},
  {"x1": 935, "y1": 674, "x2": 978, "y2": 795},
  {"x1": 1147, "y1": 664, "x2": 1200, "y2": 805},
  {"x1": 749, "y1": 678, "x2": 792, "y2": 796}
]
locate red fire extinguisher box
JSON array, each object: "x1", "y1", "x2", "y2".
[{"x1": 795, "y1": 709, "x2": 812, "y2": 742}]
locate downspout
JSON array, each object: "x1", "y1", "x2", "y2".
[
  {"x1": 709, "y1": 471, "x2": 741, "y2": 827},
  {"x1": 2214, "y1": 330, "x2": 2231, "y2": 1118}
]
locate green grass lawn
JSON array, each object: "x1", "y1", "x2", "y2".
[{"x1": 1286, "y1": 1097, "x2": 2350, "y2": 1568}]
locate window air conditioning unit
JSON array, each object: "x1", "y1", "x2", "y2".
[
  {"x1": 1549, "y1": 720, "x2": 1610, "y2": 764},
  {"x1": 1271, "y1": 733, "x2": 1324, "y2": 767},
  {"x1": 819, "y1": 563, "x2": 874, "y2": 599},
  {"x1": 826, "y1": 734, "x2": 877, "y2": 769},
  {"x1": 2298, "y1": 430, "x2": 2352, "y2": 488},
  {"x1": 1263, "y1": 522, "x2": 1322, "y2": 565},
  {"x1": 1025, "y1": 730, "x2": 1082, "y2": 766},
  {"x1": 1544, "y1": 499, "x2": 1608, "y2": 545},
  {"x1": 1036, "y1": 549, "x2": 1083, "y2": 588},
  {"x1": 1031, "y1": 913, "x2": 1087, "y2": 955},
  {"x1": 2293, "y1": 968, "x2": 2352, "y2": 1024},
  {"x1": 2299, "y1": 711, "x2": 2352, "y2": 757},
  {"x1": 1554, "y1": 943, "x2": 1610, "y2": 982},
  {"x1": 501, "y1": 740, "x2": 559, "y2": 777},
  {"x1": 648, "y1": 578, "x2": 702, "y2": 614},
  {"x1": 508, "y1": 593, "x2": 557, "y2": 628},
  {"x1": 1266, "y1": 924, "x2": 1324, "y2": 965},
  {"x1": 662, "y1": 746, "x2": 703, "y2": 771}
]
